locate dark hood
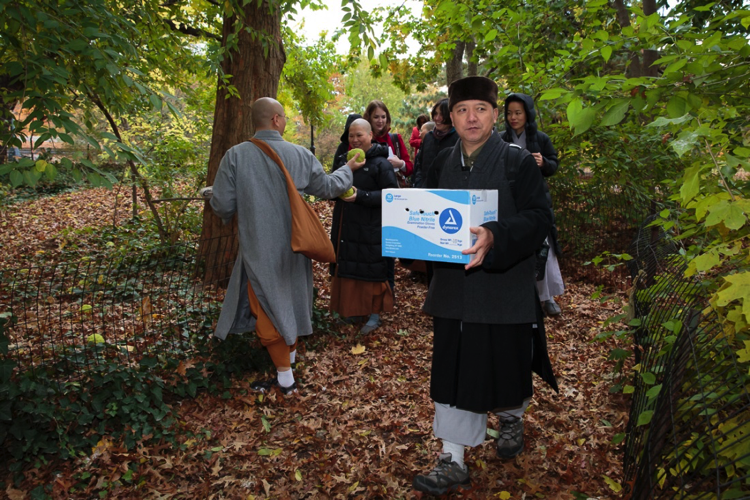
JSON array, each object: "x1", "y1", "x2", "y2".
[
  {"x1": 365, "y1": 143, "x2": 388, "y2": 159},
  {"x1": 503, "y1": 92, "x2": 537, "y2": 138},
  {"x1": 340, "y1": 113, "x2": 363, "y2": 143}
]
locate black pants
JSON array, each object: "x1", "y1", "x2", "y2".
[{"x1": 386, "y1": 257, "x2": 395, "y2": 294}]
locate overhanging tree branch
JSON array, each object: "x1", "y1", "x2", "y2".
[
  {"x1": 164, "y1": 19, "x2": 221, "y2": 41},
  {"x1": 87, "y1": 92, "x2": 170, "y2": 243}
]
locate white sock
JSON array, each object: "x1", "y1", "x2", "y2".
[
  {"x1": 442, "y1": 440, "x2": 466, "y2": 469},
  {"x1": 277, "y1": 369, "x2": 295, "y2": 388},
  {"x1": 289, "y1": 350, "x2": 297, "y2": 364}
]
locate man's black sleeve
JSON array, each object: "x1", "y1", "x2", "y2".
[{"x1": 481, "y1": 154, "x2": 552, "y2": 271}]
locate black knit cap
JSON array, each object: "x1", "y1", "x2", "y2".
[{"x1": 448, "y1": 76, "x2": 499, "y2": 111}]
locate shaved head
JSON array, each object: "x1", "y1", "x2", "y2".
[
  {"x1": 349, "y1": 118, "x2": 372, "y2": 133},
  {"x1": 253, "y1": 97, "x2": 285, "y2": 130},
  {"x1": 348, "y1": 118, "x2": 373, "y2": 151}
]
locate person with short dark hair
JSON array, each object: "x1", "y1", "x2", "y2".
[
  {"x1": 412, "y1": 98, "x2": 459, "y2": 188},
  {"x1": 411, "y1": 77, "x2": 558, "y2": 496}
]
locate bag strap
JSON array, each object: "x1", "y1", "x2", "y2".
[
  {"x1": 333, "y1": 208, "x2": 344, "y2": 278},
  {"x1": 390, "y1": 133, "x2": 400, "y2": 158},
  {"x1": 504, "y1": 143, "x2": 523, "y2": 200},
  {"x1": 249, "y1": 137, "x2": 289, "y2": 180},
  {"x1": 249, "y1": 137, "x2": 304, "y2": 212}
]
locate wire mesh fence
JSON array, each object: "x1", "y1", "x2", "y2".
[
  {"x1": 0, "y1": 235, "x2": 237, "y2": 388},
  {"x1": 550, "y1": 176, "x2": 657, "y2": 287},
  {"x1": 622, "y1": 218, "x2": 750, "y2": 498}
]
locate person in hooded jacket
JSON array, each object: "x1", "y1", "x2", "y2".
[
  {"x1": 333, "y1": 113, "x2": 397, "y2": 294},
  {"x1": 412, "y1": 98, "x2": 459, "y2": 188},
  {"x1": 329, "y1": 118, "x2": 398, "y2": 335},
  {"x1": 501, "y1": 93, "x2": 564, "y2": 317},
  {"x1": 333, "y1": 113, "x2": 365, "y2": 171}
]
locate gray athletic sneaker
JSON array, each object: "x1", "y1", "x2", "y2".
[
  {"x1": 544, "y1": 298, "x2": 562, "y2": 316},
  {"x1": 496, "y1": 417, "x2": 524, "y2": 458},
  {"x1": 412, "y1": 453, "x2": 470, "y2": 495}
]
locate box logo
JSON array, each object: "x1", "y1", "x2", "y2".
[
  {"x1": 439, "y1": 208, "x2": 462, "y2": 234},
  {"x1": 385, "y1": 193, "x2": 394, "y2": 203},
  {"x1": 472, "y1": 194, "x2": 477, "y2": 205}
]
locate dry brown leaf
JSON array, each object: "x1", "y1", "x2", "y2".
[{"x1": 5, "y1": 487, "x2": 26, "y2": 500}]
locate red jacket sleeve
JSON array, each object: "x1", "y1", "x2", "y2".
[
  {"x1": 396, "y1": 133, "x2": 413, "y2": 177},
  {"x1": 409, "y1": 126, "x2": 421, "y2": 149}
]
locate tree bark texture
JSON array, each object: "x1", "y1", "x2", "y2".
[
  {"x1": 445, "y1": 40, "x2": 465, "y2": 86},
  {"x1": 466, "y1": 40, "x2": 477, "y2": 77},
  {"x1": 1, "y1": 100, "x2": 17, "y2": 164},
  {"x1": 641, "y1": 0, "x2": 659, "y2": 77},
  {"x1": 612, "y1": 0, "x2": 658, "y2": 78},
  {"x1": 198, "y1": 1, "x2": 286, "y2": 286}
]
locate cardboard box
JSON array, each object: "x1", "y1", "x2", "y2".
[{"x1": 382, "y1": 189, "x2": 498, "y2": 264}]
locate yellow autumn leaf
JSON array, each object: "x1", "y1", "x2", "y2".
[
  {"x1": 295, "y1": 469, "x2": 302, "y2": 481},
  {"x1": 603, "y1": 474, "x2": 622, "y2": 492},
  {"x1": 715, "y1": 272, "x2": 750, "y2": 321},
  {"x1": 351, "y1": 344, "x2": 366, "y2": 355},
  {"x1": 737, "y1": 340, "x2": 750, "y2": 363},
  {"x1": 91, "y1": 437, "x2": 112, "y2": 455},
  {"x1": 498, "y1": 491, "x2": 511, "y2": 499}
]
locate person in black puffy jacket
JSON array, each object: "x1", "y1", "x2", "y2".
[
  {"x1": 329, "y1": 119, "x2": 398, "y2": 335},
  {"x1": 412, "y1": 98, "x2": 459, "y2": 188},
  {"x1": 501, "y1": 92, "x2": 564, "y2": 317},
  {"x1": 332, "y1": 114, "x2": 363, "y2": 172}
]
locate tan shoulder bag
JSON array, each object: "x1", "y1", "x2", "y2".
[{"x1": 249, "y1": 138, "x2": 336, "y2": 263}]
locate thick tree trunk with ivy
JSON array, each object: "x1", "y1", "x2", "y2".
[{"x1": 198, "y1": 1, "x2": 286, "y2": 285}]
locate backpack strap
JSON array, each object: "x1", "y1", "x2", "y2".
[
  {"x1": 505, "y1": 143, "x2": 524, "y2": 200},
  {"x1": 390, "y1": 133, "x2": 401, "y2": 158}
]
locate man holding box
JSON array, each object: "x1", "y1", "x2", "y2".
[{"x1": 412, "y1": 77, "x2": 558, "y2": 495}]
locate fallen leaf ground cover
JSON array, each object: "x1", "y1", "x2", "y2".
[{"x1": 1, "y1": 189, "x2": 632, "y2": 499}]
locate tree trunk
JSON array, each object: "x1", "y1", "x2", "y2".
[
  {"x1": 445, "y1": 40, "x2": 465, "y2": 86},
  {"x1": 641, "y1": 0, "x2": 659, "y2": 77},
  {"x1": 612, "y1": 0, "x2": 641, "y2": 77},
  {"x1": 1, "y1": 101, "x2": 17, "y2": 164},
  {"x1": 612, "y1": 0, "x2": 658, "y2": 78},
  {"x1": 198, "y1": 1, "x2": 286, "y2": 286},
  {"x1": 466, "y1": 39, "x2": 477, "y2": 76}
]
